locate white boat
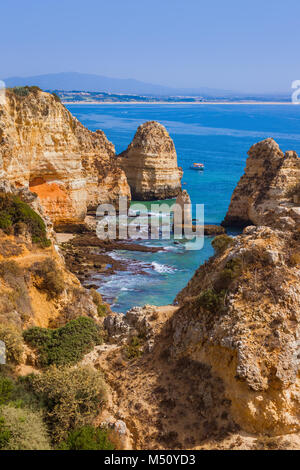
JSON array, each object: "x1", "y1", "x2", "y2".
[{"x1": 190, "y1": 162, "x2": 204, "y2": 170}]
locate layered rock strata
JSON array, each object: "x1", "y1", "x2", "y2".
[
  {"x1": 117, "y1": 121, "x2": 182, "y2": 200},
  {"x1": 222, "y1": 138, "x2": 300, "y2": 228},
  {"x1": 171, "y1": 140, "x2": 300, "y2": 436},
  {"x1": 0, "y1": 88, "x2": 130, "y2": 227}
]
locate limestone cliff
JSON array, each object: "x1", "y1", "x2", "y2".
[
  {"x1": 170, "y1": 140, "x2": 300, "y2": 436},
  {"x1": 222, "y1": 138, "x2": 300, "y2": 229},
  {"x1": 0, "y1": 88, "x2": 130, "y2": 227},
  {"x1": 0, "y1": 187, "x2": 100, "y2": 330},
  {"x1": 117, "y1": 121, "x2": 182, "y2": 200}
]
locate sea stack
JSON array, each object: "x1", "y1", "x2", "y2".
[
  {"x1": 117, "y1": 121, "x2": 182, "y2": 200},
  {"x1": 175, "y1": 189, "x2": 192, "y2": 226},
  {"x1": 222, "y1": 138, "x2": 300, "y2": 229}
]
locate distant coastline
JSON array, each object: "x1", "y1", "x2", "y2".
[{"x1": 64, "y1": 100, "x2": 294, "y2": 105}]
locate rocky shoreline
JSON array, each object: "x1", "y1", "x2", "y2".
[
  {"x1": 59, "y1": 232, "x2": 162, "y2": 288},
  {"x1": 58, "y1": 223, "x2": 226, "y2": 291}
]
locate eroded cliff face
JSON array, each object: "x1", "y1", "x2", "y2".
[
  {"x1": 117, "y1": 121, "x2": 182, "y2": 200},
  {"x1": 0, "y1": 184, "x2": 99, "y2": 331},
  {"x1": 222, "y1": 138, "x2": 300, "y2": 229},
  {"x1": 173, "y1": 226, "x2": 300, "y2": 435},
  {"x1": 171, "y1": 139, "x2": 300, "y2": 436},
  {"x1": 0, "y1": 89, "x2": 130, "y2": 226}
]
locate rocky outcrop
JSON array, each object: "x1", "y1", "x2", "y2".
[
  {"x1": 170, "y1": 140, "x2": 300, "y2": 436},
  {"x1": 222, "y1": 138, "x2": 300, "y2": 229},
  {"x1": 0, "y1": 182, "x2": 102, "y2": 329},
  {"x1": 173, "y1": 224, "x2": 300, "y2": 435},
  {"x1": 0, "y1": 88, "x2": 130, "y2": 227},
  {"x1": 117, "y1": 121, "x2": 182, "y2": 200},
  {"x1": 175, "y1": 189, "x2": 192, "y2": 225},
  {"x1": 104, "y1": 305, "x2": 157, "y2": 352}
]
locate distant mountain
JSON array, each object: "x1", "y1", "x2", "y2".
[{"x1": 3, "y1": 72, "x2": 233, "y2": 97}]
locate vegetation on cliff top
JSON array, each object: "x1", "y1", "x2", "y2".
[
  {"x1": 59, "y1": 425, "x2": 115, "y2": 450},
  {"x1": 0, "y1": 193, "x2": 51, "y2": 247},
  {"x1": 30, "y1": 258, "x2": 65, "y2": 299},
  {"x1": 25, "y1": 365, "x2": 107, "y2": 442},
  {"x1": 0, "y1": 405, "x2": 51, "y2": 450},
  {"x1": 9, "y1": 86, "x2": 42, "y2": 98},
  {"x1": 0, "y1": 364, "x2": 108, "y2": 447},
  {"x1": 23, "y1": 317, "x2": 102, "y2": 367},
  {"x1": 212, "y1": 234, "x2": 235, "y2": 255}
]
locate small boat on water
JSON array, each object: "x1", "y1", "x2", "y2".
[{"x1": 190, "y1": 162, "x2": 204, "y2": 170}]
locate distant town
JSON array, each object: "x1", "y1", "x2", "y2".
[{"x1": 51, "y1": 90, "x2": 291, "y2": 104}]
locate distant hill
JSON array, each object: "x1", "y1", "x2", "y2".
[{"x1": 3, "y1": 72, "x2": 233, "y2": 97}]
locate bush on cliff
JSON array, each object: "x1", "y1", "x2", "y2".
[
  {"x1": 25, "y1": 365, "x2": 107, "y2": 442},
  {"x1": 212, "y1": 234, "x2": 235, "y2": 255},
  {"x1": 23, "y1": 317, "x2": 102, "y2": 367},
  {"x1": 0, "y1": 262, "x2": 33, "y2": 323},
  {"x1": 124, "y1": 336, "x2": 143, "y2": 360},
  {"x1": 214, "y1": 257, "x2": 242, "y2": 291},
  {"x1": 0, "y1": 405, "x2": 51, "y2": 450},
  {"x1": 52, "y1": 92, "x2": 61, "y2": 103},
  {"x1": 30, "y1": 258, "x2": 65, "y2": 298},
  {"x1": 0, "y1": 324, "x2": 25, "y2": 364},
  {"x1": 90, "y1": 288, "x2": 109, "y2": 318},
  {"x1": 11, "y1": 86, "x2": 41, "y2": 97},
  {"x1": 195, "y1": 289, "x2": 225, "y2": 313},
  {"x1": 59, "y1": 426, "x2": 115, "y2": 450},
  {"x1": 0, "y1": 376, "x2": 14, "y2": 405},
  {"x1": 0, "y1": 193, "x2": 51, "y2": 247}
]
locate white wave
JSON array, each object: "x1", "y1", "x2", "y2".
[
  {"x1": 107, "y1": 251, "x2": 125, "y2": 261},
  {"x1": 151, "y1": 261, "x2": 176, "y2": 274}
]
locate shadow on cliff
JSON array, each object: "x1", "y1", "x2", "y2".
[{"x1": 106, "y1": 309, "x2": 239, "y2": 450}]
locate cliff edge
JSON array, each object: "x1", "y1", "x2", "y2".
[
  {"x1": 222, "y1": 138, "x2": 300, "y2": 229},
  {"x1": 0, "y1": 88, "x2": 130, "y2": 227}
]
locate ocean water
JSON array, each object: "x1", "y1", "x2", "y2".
[{"x1": 67, "y1": 103, "x2": 300, "y2": 312}]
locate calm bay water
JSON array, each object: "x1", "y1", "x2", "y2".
[{"x1": 67, "y1": 103, "x2": 300, "y2": 312}]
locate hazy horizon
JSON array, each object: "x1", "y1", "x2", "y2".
[{"x1": 1, "y1": 0, "x2": 300, "y2": 94}]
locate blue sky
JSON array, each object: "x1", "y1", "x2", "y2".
[{"x1": 0, "y1": 0, "x2": 299, "y2": 92}]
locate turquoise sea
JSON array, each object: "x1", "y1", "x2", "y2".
[{"x1": 67, "y1": 104, "x2": 300, "y2": 312}]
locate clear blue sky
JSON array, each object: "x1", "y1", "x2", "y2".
[{"x1": 1, "y1": 0, "x2": 299, "y2": 92}]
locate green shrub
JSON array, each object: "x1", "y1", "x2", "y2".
[
  {"x1": 52, "y1": 92, "x2": 61, "y2": 103},
  {"x1": 0, "y1": 376, "x2": 14, "y2": 405},
  {"x1": 90, "y1": 288, "x2": 108, "y2": 317},
  {"x1": 27, "y1": 365, "x2": 107, "y2": 442},
  {"x1": 124, "y1": 336, "x2": 142, "y2": 360},
  {"x1": 30, "y1": 258, "x2": 64, "y2": 298},
  {"x1": 11, "y1": 86, "x2": 41, "y2": 97},
  {"x1": 59, "y1": 426, "x2": 115, "y2": 450},
  {"x1": 195, "y1": 289, "x2": 225, "y2": 313},
  {"x1": 23, "y1": 317, "x2": 102, "y2": 367},
  {"x1": 212, "y1": 234, "x2": 235, "y2": 255},
  {"x1": 214, "y1": 257, "x2": 242, "y2": 291},
  {"x1": 0, "y1": 212, "x2": 13, "y2": 231},
  {"x1": 0, "y1": 405, "x2": 51, "y2": 450},
  {"x1": 12, "y1": 86, "x2": 30, "y2": 97},
  {"x1": 0, "y1": 324, "x2": 24, "y2": 364},
  {"x1": 90, "y1": 288, "x2": 102, "y2": 306},
  {"x1": 97, "y1": 304, "x2": 108, "y2": 317},
  {"x1": 0, "y1": 193, "x2": 51, "y2": 247},
  {"x1": 0, "y1": 416, "x2": 11, "y2": 449}
]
